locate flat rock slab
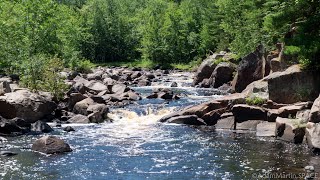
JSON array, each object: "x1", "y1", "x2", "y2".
[
  {"x1": 236, "y1": 120, "x2": 262, "y2": 131},
  {"x1": 256, "y1": 122, "x2": 276, "y2": 137},
  {"x1": 215, "y1": 116, "x2": 235, "y2": 130}
]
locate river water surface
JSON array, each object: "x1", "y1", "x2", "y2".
[{"x1": 1, "y1": 72, "x2": 319, "y2": 179}]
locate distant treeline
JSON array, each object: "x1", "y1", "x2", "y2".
[{"x1": 0, "y1": 0, "x2": 319, "y2": 71}]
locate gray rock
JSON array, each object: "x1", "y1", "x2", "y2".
[
  {"x1": 310, "y1": 95, "x2": 320, "y2": 123},
  {"x1": 32, "y1": 136, "x2": 72, "y2": 154},
  {"x1": 68, "y1": 114, "x2": 90, "y2": 124},
  {"x1": 232, "y1": 45, "x2": 267, "y2": 92},
  {"x1": 267, "y1": 65, "x2": 320, "y2": 104},
  {"x1": 306, "y1": 122, "x2": 320, "y2": 153},
  {"x1": 256, "y1": 122, "x2": 276, "y2": 137},
  {"x1": 167, "y1": 115, "x2": 207, "y2": 126},
  {"x1": 193, "y1": 55, "x2": 217, "y2": 86},
  {"x1": 111, "y1": 84, "x2": 130, "y2": 94},
  {"x1": 73, "y1": 98, "x2": 94, "y2": 115},
  {"x1": 0, "y1": 90, "x2": 56, "y2": 123},
  {"x1": 209, "y1": 62, "x2": 235, "y2": 88},
  {"x1": 276, "y1": 117, "x2": 306, "y2": 144}
]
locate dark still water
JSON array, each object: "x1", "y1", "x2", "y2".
[{"x1": 1, "y1": 72, "x2": 319, "y2": 179}]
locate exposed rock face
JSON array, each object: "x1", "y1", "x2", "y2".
[
  {"x1": 193, "y1": 55, "x2": 217, "y2": 86},
  {"x1": 209, "y1": 62, "x2": 236, "y2": 88},
  {"x1": 267, "y1": 65, "x2": 320, "y2": 104},
  {"x1": 232, "y1": 45, "x2": 267, "y2": 92},
  {"x1": 0, "y1": 90, "x2": 57, "y2": 123},
  {"x1": 276, "y1": 117, "x2": 306, "y2": 144},
  {"x1": 63, "y1": 126, "x2": 75, "y2": 132},
  {"x1": 306, "y1": 122, "x2": 320, "y2": 153},
  {"x1": 68, "y1": 114, "x2": 90, "y2": 124},
  {"x1": 166, "y1": 115, "x2": 206, "y2": 125},
  {"x1": 32, "y1": 136, "x2": 72, "y2": 154},
  {"x1": 242, "y1": 79, "x2": 269, "y2": 101},
  {"x1": 310, "y1": 95, "x2": 320, "y2": 123}
]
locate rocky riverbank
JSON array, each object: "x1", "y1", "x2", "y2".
[
  {"x1": 160, "y1": 45, "x2": 320, "y2": 156},
  {"x1": 1, "y1": 44, "x2": 320, "y2": 160}
]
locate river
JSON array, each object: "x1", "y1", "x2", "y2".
[{"x1": 1, "y1": 72, "x2": 319, "y2": 179}]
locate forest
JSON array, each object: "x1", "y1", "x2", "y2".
[{"x1": 0, "y1": 0, "x2": 319, "y2": 93}]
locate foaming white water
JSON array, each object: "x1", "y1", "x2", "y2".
[{"x1": 107, "y1": 108, "x2": 173, "y2": 125}]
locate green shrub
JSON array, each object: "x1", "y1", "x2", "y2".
[
  {"x1": 20, "y1": 54, "x2": 46, "y2": 91},
  {"x1": 74, "y1": 59, "x2": 94, "y2": 73},
  {"x1": 41, "y1": 57, "x2": 69, "y2": 100},
  {"x1": 284, "y1": 46, "x2": 301, "y2": 56},
  {"x1": 245, "y1": 96, "x2": 267, "y2": 106},
  {"x1": 20, "y1": 55, "x2": 68, "y2": 100}
]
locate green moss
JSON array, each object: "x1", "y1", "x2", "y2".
[{"x1": 245, "y1": 96, "x2": 267, "y2": 106}]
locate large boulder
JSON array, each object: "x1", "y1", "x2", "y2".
[
  {"x1": 276, "y1": 117, "x2": 306, "y2": 144},
  {"x1": 32, "y1": 136, "x2": 72, "y2": 154},
  {"x1": 232, "y1": 45, "x2": 267, "y2": 92},
  {"x1": 67, "y1": 93, "x2": 87, "y2": 111},
  {"x1": 306, "y1": 122, "x2": 320, "y2": 153},
  {"x1": 0, "y1": 90, "x2": 57, "y2": 123},
  {"x1": 0, "y1": 117, "x2": 30, "y2": 136},
  {"x1": 84, "y1": 81, "x2": 108, "y2": 94},
  {"x1": 68, "y1": 114, "x2": 90, "y2": 124},
  {"x1": 193, "y1": 55, "x2": 217, "y2": 86},
  {"x1": 87, "y1": 104, "x2": 109, "y2": 123},
  {"x1": 73, "y1": 98, "x2": 94, "y2": 115},
  {"x1": 267, "y1": 65, "x2": 320, "y2": 104},
  {"x1": 231, "y1": 104, "x2": 267, "y2": 122},
  {"x1": 0, "y1": 80, "x2": 12, "y2": 95},
  {"x1": 209, "y1": 62, "x2": 236, "y2": 88},
  {"x1": 310, "y1": 95, "x2": 320, "y2": 123},
  {"x1": 111, "y1": 84, "x2": 130, "y2": 94}
]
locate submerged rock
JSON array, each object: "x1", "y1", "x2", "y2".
[
  {"x1": 256, "y1": 122, "x2": 276, "y2": 137},
  {"x1": 63, "y1": 126, "x2": 75, "y2": 132},
  {"x1": 32, "y1": 136, "x2": 72, "y2": 154},
  {"x1": 0, "y1": 151, "x2": 17, "y2": 157}
]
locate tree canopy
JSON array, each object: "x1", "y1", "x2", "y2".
[{"x1": 0, "y1": 0, "x2": 319, "y2": 72}]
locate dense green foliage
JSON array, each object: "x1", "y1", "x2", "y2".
[{"x1": 0, "y1": 0, "x2": 319, "y2": 95}]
